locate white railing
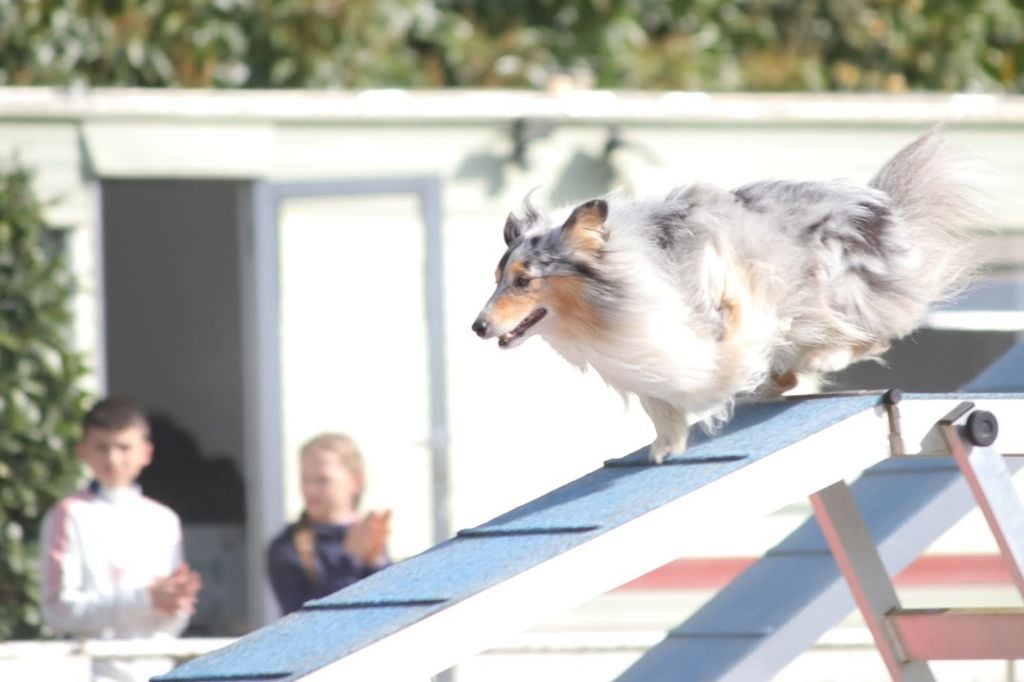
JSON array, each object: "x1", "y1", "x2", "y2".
[
  {"x1": 0, "y1": 633, "x2": 1017, "y2": 682},
  {"x1": 0, "y1": 638, "x2": 235, "y2": 681}
]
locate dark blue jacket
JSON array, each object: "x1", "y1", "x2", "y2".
[{"x1": 266, "y1": 520, "x2": 387, "y2": 615}]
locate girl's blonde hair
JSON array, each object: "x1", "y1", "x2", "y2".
[
  {"x1": 299, "y1": 432, "x2": 365, "y2": 506},
  {"x1": 295, "y1": 432, "x2": 366, "y2": 586}
]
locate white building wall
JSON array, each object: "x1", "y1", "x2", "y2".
[{"x1": 2, "y1": 89, "x2": 1023, "y2": 632}]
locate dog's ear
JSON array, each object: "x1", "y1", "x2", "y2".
[
  {"x1": 503, "y1": 213, "x2": 523, "y2": 246},
  {"x1": 505, "y1": 188, "x2": 543, "y2": 245},
  {"x1": 561, "y1": 199, "x2": 608, "y2": 255}
]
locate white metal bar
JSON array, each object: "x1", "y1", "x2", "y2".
[
  {"x1": 418, "y1": 177, "x2": 453, "y2": 547},
  {"x1": 809, "y1": 481, "x2": 935, "y2": 682},
  {"x1": 887, "y1": 608, "x2": 1024, "y2": 661},
  {"x1": 244, "y1": 181, "x2": 287, "y2": 628},
  {"x1": 940, "y1": 424, "x2": 1024, "y2": 596}
]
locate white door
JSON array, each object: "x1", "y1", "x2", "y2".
[{"x1": 243, "y1": 178, "x2": 449, "y2": 625}]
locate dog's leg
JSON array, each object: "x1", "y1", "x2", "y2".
[
  {"x1": 760, "y1": 370, "x2": 798, "y2": 397},
  {"x1": 640, "y1": 397, "x2": 689, "y2": 463}
]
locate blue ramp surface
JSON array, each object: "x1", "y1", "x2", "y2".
[{"x1": 158, "y1": 395, "x2": 884, "y2": 682}]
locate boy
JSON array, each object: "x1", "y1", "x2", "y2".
[
  {"x1": 266, "y1": 433, "x2": 391, "y2": 614},
  {"x1": 40, "y1": 397, "x2": 201, "y2": 682}
]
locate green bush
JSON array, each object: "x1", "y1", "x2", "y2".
[
  {"x1": 0, "y1": 161, "x2": 91, "y2": 639},
  {"x1": 0, "y1": 0, "x2": 1020, "y2": 92}
]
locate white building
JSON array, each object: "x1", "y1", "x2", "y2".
[{"x1": 2, "y1": 87, "x2": 1022, "y2": 640}]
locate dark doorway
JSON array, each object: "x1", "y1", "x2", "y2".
[{"x1": 101, "y1": 179, "x2": 249, "y2": 635}]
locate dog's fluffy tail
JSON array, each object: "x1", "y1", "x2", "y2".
[{"x1": 870, "y1": 127, "x2": 991, "y2": 303}]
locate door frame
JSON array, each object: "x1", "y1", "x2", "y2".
[{"x1": 242, "y1": 177, "x2": 449, "y2": 626}]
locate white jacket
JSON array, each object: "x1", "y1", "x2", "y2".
[{"x1": 40, "y1": 483, "x2": 190, "y2": 682}]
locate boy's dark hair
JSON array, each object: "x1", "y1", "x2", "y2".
[{"x1": 82, "y1": 397, "x2": 150, "y2": 436}]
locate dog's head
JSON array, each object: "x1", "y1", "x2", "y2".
[{"x1": 472, "y1": 196, "x2": 609, "y2": 349}]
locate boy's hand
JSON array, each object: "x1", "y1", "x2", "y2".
[
  {"x1": 150, "y1": 564, "x2": 203, "y2": 616},
  {"x1": 343, "y1": 509, "x2": 392, "y2": 566}
]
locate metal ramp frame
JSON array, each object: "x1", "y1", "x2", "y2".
[
  {"x1": 810, "y1": 398, "x2": 1024, "y2": 680},
  {"x1": 617, "y1": 454, "x2": 1024, "y2": 682},
  {"x1": 158, "y1": 392, "x2": 1024, "y2": 682},
  {"x1": 617, "y1": 355, "x2": 1024, "y2": 682}
]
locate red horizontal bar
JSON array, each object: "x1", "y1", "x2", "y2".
[
  {"x1": 890, "y1": 608, "x2": 1024, "y2": 660},
  {"x1": 615, "y1": 555, "x2": 1014, "y2": 591}
]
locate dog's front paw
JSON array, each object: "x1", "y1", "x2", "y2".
[
  {"x1": 639, "y1": 397, "x2": 690, "y2": 464},
  {"x1": 647, "y1": 438, "x2": 683, "y2": 464}
]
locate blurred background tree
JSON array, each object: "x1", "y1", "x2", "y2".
[
  {"x1": 0, "y1": 161, "x2": 91, "y2": 639},
  {"x1": 0, "y1": 0, "x2": 1020, "y2": 92}
]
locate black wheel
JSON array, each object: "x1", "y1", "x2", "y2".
[{"x1": 965, "y1": 410, "x2": 998, "y2": 447}]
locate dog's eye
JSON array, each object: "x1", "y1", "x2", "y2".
[{"x1": 514, "y1": 275, "x2": 530, "y2": 288}]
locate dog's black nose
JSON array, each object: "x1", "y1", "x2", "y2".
[{"x1": 472, "y1": 318, "x2": 488, "y2": 337}]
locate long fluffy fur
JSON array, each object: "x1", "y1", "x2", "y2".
[{"x1": 472, "y1": 130, "x2": 989, "y2": 462}]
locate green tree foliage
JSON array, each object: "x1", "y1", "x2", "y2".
[
  {"x1": 0, "y1": 161, "x2": 91, "y2": 639},
  {"x1": 0, "y1": 0, "x2": 1021, "y2": 91}
]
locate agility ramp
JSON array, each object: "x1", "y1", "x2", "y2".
[{"x1": 157, "y1": 393, "x2": 1024, "y2": 682}]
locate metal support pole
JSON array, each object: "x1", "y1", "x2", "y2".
[
  {"x1": 810, "y1": 481, "x2": 935, "y2": 681},
  {"x1": 939, "y1": 422, "x2": 1024, "y2": 597}
]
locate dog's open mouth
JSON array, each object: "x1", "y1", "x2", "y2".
[{"x1": 499, "y1": 308, "x2": 547, "y2": 348}]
